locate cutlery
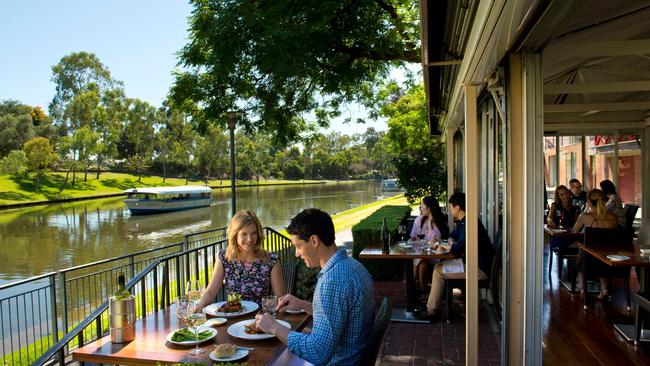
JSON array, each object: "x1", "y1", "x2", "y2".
[{"x1": 237, "y1": 346, "x2": 255, "y2": 351}]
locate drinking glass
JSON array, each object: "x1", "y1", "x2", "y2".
[
  {"x1": 186, "y1": 308, "x2": 207, "y2": 356},
  {"x1": 417, "y1": 228, "x2": 426, "y2": 242},
  {"x1": 176, "y1": 297, "x2": 191, "y2": 328},
  {"x1": 397, "y1": 224, "x2": 407, "y2": 242},
  {"x1": 186, "y1": 280, "x2": 204, "y2": 304},
  {"x1": 262, "y1": 295, "x2": 278, "y2": 318}
]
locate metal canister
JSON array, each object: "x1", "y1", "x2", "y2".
[{"x1": 109, "y1": 296, "x2": 135, "y2": 343}]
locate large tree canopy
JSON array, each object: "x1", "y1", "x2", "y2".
[{"x1": 171, "y1": 0, "x2": 420, "y2": 144}]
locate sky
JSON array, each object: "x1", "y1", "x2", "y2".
[{"x1": 0, "y1": 0, "x2": 411, "y2": 135}]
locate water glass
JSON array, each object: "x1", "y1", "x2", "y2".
[
  {"x1": 262, "y1": 295, "x2": 278, "y2": 318},
  {"x1": 176, "y1": 297, "x2": 191, "y2": 328}
]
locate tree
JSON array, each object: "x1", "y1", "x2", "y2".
[
  {"x1": 383, "y1": 84, "x2": 446, "y2": 202},
  {"x1": 118, "y1": 99, "x2": 157, "y2": 181},
  {"x1": 23, "y1": 137, "x2": 57, "y2": 193},
  {"x1": 0, "y1": 150, "x2": 28, "y2": 176},
  {"x1": 171, "y1": 0, "x2": 420, "y2": 144},
  {"x1": 195, "y1": 125, "x2": 229, "y2": 184}
]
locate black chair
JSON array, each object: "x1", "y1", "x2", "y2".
[
  {"x1": 548, "y1": 238, "x2": 580, "y2": 281},
  {"x1": 445, "y1": 231, "x2": 501, "y2": 323},
  {"x1": 634, "y1": 292, "x2": 650, "y2": 345},
  {"x1": 624, "y1": 204, "x2": 639, "y2": 234},
  {"x1": 360, "y1": 297, "x2": 392, "y2": 365},
  {"x1": 281, "y1": 262, "x2": 298, "y2": 295},
  {"x1": 580, "y1": 227, "x2": 633, "y2": 309}
]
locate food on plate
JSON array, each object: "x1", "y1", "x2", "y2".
[
  {"x1": 213, "y1": 343, "x2": 237, "y2": 358},
  {"x1": 218, "y1": 293, "x2": 243, "y2": 313},
  {"x1": 244, "y1": 322, "x2": 265, "y2": 335},
  {"x1": 171, "y1": 328, "x2": 212, "y2": 342}
]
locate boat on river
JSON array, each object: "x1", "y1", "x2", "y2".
[
  {"x1": 124, "y1": 186, "x2": 213, "y2": 214},
  {"x1": 381, "y1": 179, "x2": 402, "y2": 191}
]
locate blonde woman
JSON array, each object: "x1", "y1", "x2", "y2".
[
  {"x1": 573, "y1": 189, "x2": 618, "y2": 299},
  {"x1": 195, "y1": 210, "x2": 285, "y2": 310}
]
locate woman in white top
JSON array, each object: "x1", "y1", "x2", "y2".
[{"x1": 410, "y1": 196, "x2": 449, "y2": 295}]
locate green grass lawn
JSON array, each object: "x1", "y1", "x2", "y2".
[{"x1": 0, "y1": 172, "x2": 327, "y2": 205}]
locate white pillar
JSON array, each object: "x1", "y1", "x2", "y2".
[
  {"x1": 643, "y1": 121, "x2": 650, "y2": 222},
  {"x1": 447, "y1": 126, "x2": 455, "y2": 229},
  {"x1": 464, "y1": 84, "x2": 479, "y2": 365},
  {"x1": 507, "y1": 53, "x2": 544, "y2": 365}
]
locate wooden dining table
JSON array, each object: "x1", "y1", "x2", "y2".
[
  {"x1": 578, "y1": 242, "x2": 650, "y2": 343},
  {"x1": 72, "y1": 305, "x2": 312, "y2": 365},
  {"x1": 360, "y1": 242, "x2": 454, "y2": 323}
]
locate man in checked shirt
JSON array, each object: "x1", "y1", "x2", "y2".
[{"x1": 255, "y1": 208, "x2": 375, "y2": 365}]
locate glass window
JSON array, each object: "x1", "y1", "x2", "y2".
[
  {"x1": 616, "y1": 134, "x2": 642, "y2": 206},
  {"x1": 585, "y1": 135, "x2": 615, "y2": 191}
]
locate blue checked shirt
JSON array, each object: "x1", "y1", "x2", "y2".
[{"x1": 287, "y1": 248, "x2": 375, "y2": 365}]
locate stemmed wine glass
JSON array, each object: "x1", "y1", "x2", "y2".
[
  {"x1": 417, "y1": 228, "x2": 426, "y2": 242},
  {"x1": 186, "y1": 306, "x2": 207, "y2": 356},
  {"x1": 186, "y1": 280, "x2": 204, "y2": 305},
  {"x1": 397, "y1": 224, "x2": 407, "y2": 243}
]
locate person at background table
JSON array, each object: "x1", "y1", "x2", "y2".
[
  {"x1": 423, "y1": 192, "x2": 493, "y2": 319},
  {"x1": 569, "y1": 178, "x2": 587, "y2": 212},
  {"x1": 195, "y1": 210, "x2": 285, "y2": 310},
  {"x1": 599, "y1": 179, "x2": 625, "y2": 228},
  {"x1": 573, "y1": 189, "x2": 618, "y2": 299},
  {"x1": 410, "y1": 196, "x2": 449, "y2": 296},
  {"x1": 255, "y1": 208, "x2": 374, "y2": 366},
  {"x1": 546, "y1": 185, "x2": 578, "y2": 230}
]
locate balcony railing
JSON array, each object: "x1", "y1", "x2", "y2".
[{"x1": 0, "y1": 227, "x2": 294, "y2": 366}]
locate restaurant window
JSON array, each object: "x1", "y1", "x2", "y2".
[
  {"x1": 616, "y1": 134, "x2": 642, "y2": 206},
  {"x1": 585, "y1": 134, "x2": 616, "y2": 192}
]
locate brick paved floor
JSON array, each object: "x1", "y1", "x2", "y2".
[{"x1": 374, "y1": 280, "x2": 501, "y2": 366}]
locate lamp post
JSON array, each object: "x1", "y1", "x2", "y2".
[{"x1": 222, "y1": 111, "x2": 241, "y2": 218}]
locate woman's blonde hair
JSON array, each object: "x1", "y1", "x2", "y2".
[
  {"x1": 225, "y1": 210, "x2": 267, "y2": 262},
  {"x1": 587, "y1": 189, "x2": 607, "y2": 221}
]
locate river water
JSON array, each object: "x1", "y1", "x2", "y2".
[{"x1": 0, "y1": 181, "x2": 396, "y2": 285}]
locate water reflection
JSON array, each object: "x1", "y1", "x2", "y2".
[{"x1": 0, "y1": 181, "x2": 395, "y2": 284}]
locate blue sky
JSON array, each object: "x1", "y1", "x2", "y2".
[{"x1": 0, "y1": 1, "x2": 400, "y2": 135}]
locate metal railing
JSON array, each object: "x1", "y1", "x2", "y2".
[{"x1": 0, "y1": 227, "x2": 294, "y2": 365}]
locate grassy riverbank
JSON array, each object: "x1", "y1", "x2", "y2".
[{"x1": 0, "y1": 172, "x2": 328, "y2": 206}]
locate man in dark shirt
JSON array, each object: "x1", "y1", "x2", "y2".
[
  {"x1": 569, "y1": 178, "x2": 587, "y2": 211},
  {"x1": 424, "y1": 192, "x2": 494, "y2": 317}
]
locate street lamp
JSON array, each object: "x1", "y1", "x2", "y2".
[{"x1": 221, "y1": 111, "x2": 242, "y2": 218}]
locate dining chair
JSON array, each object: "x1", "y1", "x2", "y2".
[
  {"x1": 444, "y1": 230, "x2": 501, "y2": 323},
  {"x1": 360, "y1": 297, "x2": 391, "y2": 365},
  {"x1": 281, "y1": 262, "x2": 298, "y2": 295}
]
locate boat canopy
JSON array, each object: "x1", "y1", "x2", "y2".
[{"x1": 124, "y1": 186, "x2": 212, "y2": 195}]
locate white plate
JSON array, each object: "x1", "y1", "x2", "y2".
[
  {"x1": 607, "y1": 255, "x2": 631, "y2": 261},
  {"x1": 433, "y1": 248, "x2": 450, "y2": 254},
  {"x1": 227, "y1": 319, "x2": 291, "y2": 340},
  {"x1": 204, "y1": 300, "x2": 259, "y2": 318},
  {"x1": 398, "y1": 243, "x2": 412, "y2": 249},
  {"x1": 209, "y1": 348, "x2": 249, "y2": 362},
  {"x1": 284, "y1": 308, "x2": 305, "y2": 314},
  {"x1": 205, "y1": 317, "x2": 227, "y2": 327},
  {"x1": 407, "y1": 239, "x2": 425, "y2": 245},
  {"x1": 166, "y1": 326, "x2": 217, "y2": 346}
]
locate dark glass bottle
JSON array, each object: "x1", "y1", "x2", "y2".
[
  {"x1": 381, "y1": 218, "x2": 390, "y2": 254},
  {"x1": 113, "y1": 273, "x2": 131, "y2": 300}
]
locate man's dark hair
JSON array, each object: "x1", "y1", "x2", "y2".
[
  {"x1": 448, "y1": 192, "x2": 466, "y2": 212},
  {"x1": 599, "y1": 179, "x2": 617, "y2": 195},
  {"x1": 287, "y1": 208, "x2": 335, "y2": 246},
  {"x1": 569, "y1": 178, "x2": 581, "y2": 186}
]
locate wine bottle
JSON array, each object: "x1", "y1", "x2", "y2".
[
  {"x1": 113, "y1": 273, "x2": 131, "y2": 300},
  {"x1": 381, "y1": 218, "x2": 390, "y2": 254}
]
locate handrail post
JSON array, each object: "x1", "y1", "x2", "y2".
[
  {"x1": 57, "y1": 272, "x2": 68, "y2": 334},
  {"x1": 49, "y1": 274, "x2": 64, "y2": 365},
  {"x1": 183, "y1": 234, "x2": 190, "y2": 287},
  {"x1": 153, "y1": 265, "x2": 159, "y2": 312},
  {"x1": 129, "y1": 256, "x2": 135, "y2": 279}
]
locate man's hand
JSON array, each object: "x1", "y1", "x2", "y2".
[
  {"x1": 277, "y1": 294, "x2": 313, "y2": 315},
  {"x1": 255, "y1": 313, "x2": 290, "y2": 344}
]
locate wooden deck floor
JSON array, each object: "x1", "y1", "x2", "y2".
[{"x1": 543, "y1": 245, "x2": 650, "y2": 365}]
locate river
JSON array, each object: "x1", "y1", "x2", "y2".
[{"x1": 0, "y1": 181, "x2": 397, "y2": 285}]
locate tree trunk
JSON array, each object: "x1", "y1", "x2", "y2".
[
  {"x1": 162, "y1": 160, "x2": 167, "y2": 183},
  {"x1": 35, "y1": 172, "x2": 40, "y2": 193},
  {"x1": 84, "y1": 163, "x2": 88, "y2": 182},
  {"x1": 59, "y1": 167, "x2": 71, "y2": 193},
  {"x1": 96, "y1": 154, "x2": 102, "y2": 179}
]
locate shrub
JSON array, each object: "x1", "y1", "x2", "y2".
[{"x1": 352, "y1": 205, "x2": 411, "y2": 280}]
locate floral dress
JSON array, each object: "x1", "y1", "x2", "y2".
[{"x1": 219, "y1": 250, "x2": 279, "y2": 305}]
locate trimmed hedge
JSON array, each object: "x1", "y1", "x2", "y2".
[{"x1": 352, "y1": 205, "x2": 411, "y2": 280}]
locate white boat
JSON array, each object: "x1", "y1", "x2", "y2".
[
  {"x1": 123, "y1": 186, "x2": 212, "y2": 215},
  {"x1": 381, "y1": 179, "x2": 402, "y2": 191}
]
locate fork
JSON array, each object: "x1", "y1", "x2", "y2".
[{"x1": 237, "y1": 346, "x2": 255, "y2": 351}]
